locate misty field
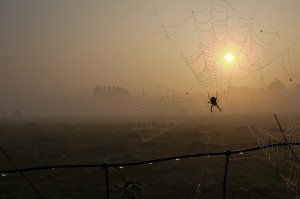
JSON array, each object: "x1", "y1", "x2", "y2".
[{"x1": 0, "y1": 114, "x2": 298, "y2": 198}]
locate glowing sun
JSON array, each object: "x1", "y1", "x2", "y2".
[{"x1": 224, "y1": 54, "x2": 234, "y2": 62}]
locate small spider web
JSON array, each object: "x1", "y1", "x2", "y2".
[
  {"x1": 120, "y1": 63, "x2": 197, "y2": 143},
  {"x1": 242, "y1": 117, "x2": 300, "y2": 196}
]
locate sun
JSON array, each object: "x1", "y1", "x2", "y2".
[{"x1": 224, "y1": 54, "x2": 235, "y2": 62}]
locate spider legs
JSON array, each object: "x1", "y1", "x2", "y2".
[{"x1": 216, "y1": 104, "x2": 222, "y2": 112}]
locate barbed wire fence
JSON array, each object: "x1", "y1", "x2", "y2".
[
  {"x1": 1, "y1": 115, "x2": 299, "y2": 199},
  {"x1": 1, "y1": 143, "x2": 300, "y2": 199}
]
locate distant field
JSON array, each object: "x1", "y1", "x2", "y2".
[{"x1": 0, "y1": 113, "x2": 299, "y2": 198}]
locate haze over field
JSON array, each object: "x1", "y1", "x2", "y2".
[
  {"x1": 1, "y1": 0, "x2": 300, "y2": 117},
  {"x1": 2, "y1": 1, "x2": 300, "y2": 198}
]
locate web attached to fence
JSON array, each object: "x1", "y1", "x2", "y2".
[
  {"x1": 243, "y1": 117, "x2": 300, "y2": 196},
  {"x1": 149, "y1": 0, "x2": 297, "y2": 97}
]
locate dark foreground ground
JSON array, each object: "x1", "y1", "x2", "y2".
[{"x1": 0, "y1": 113, "x2": 299, "y2": 198}]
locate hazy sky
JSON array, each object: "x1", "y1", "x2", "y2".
[{"x1": 1, "y1": 0, "x2": 300, "y2": 116}]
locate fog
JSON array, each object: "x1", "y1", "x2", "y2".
[
  {"x1": 1, "y1": 0, "x2": 300, "y2": 118},
  {"x1": 0, "y1": 78, "x2": 299, "y2": 118}
]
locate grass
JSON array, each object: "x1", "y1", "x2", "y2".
[{"x1": 0, "y1": 113, "x2": 298, "y2": 198}]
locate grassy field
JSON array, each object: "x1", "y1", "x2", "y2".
[{"x1": 0, "y1": 113, "x2": 298, "y2": 198}]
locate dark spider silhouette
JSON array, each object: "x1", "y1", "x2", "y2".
[{"x1": 208, "y1": 92, "x2": 222, "y2": 112}]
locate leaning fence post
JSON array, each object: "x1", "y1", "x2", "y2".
[
  {"x1": 223, "y1": 149, "x2": 231, "y2": 199},
  {"x1": 103, "y1": 163, "x2": 110, "y2": 199}
]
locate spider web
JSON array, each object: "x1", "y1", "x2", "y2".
[
  {"x1": 120, "y1": 0, "x2": 298, "y2": 142},
  {"x1": 150, "y1": 0, "x2": 297, "y2": 98},
  {"x1": 243, "y1": 117, "x2": 300, "y2": 197},
  {"x1": 120, "y1": 63, "x2": 196, "y2": 143}
]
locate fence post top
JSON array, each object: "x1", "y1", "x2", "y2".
[
  {"x1": 225, "y1": 149, "x2": 231, "y2": 157},
  {"x1": 103, "y1": 162, "x2": 108, "y2": 169}
]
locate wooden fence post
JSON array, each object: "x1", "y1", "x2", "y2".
[
  {"x1": 223, "y1": 150, "x2": 231, "y2": 199},
  {"x1": 104, "y1": 163, "x2": 110, "y2": 199}
]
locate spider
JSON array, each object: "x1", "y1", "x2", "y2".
[{"x1": 208, "y1": 92, "x2": 222, "y2": 112}]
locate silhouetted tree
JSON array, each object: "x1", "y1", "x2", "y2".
[
  {"x1": 94, "y1": 85, "x2": 130, "y2": 99},
  {"x1": 267, "y1": 78, "x2": 287, "y2": 93}
]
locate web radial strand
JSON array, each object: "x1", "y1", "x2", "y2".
[{"x1": 243, "y1": 118, "x2": 300, "y2": 196}]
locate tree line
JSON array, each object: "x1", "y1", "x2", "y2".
[{"x1": 94, "y1": 85, "x2": 130, "y2": 99}]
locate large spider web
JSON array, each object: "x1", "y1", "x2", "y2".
[
  {"x1": 120, "y1": 0, "x2": 298, "y2": 142},
  {"x1": 243, "y1": 117, "x2": 300, "y2": 197},
  {"x1": 150, "y1": 0, "x2": 297, "y2": 97}
]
